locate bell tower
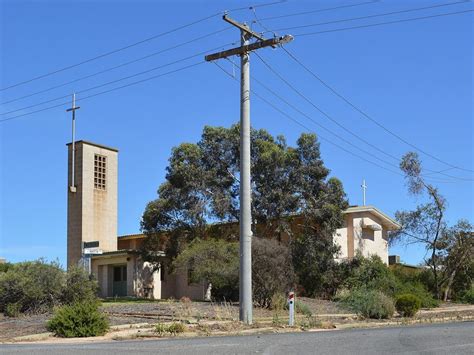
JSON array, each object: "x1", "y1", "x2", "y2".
[{"x1": 67, "y1": 140, "x2": 118, "y2": 268}]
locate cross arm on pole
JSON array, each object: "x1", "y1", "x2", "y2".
[
  {"x1": 205, "y1": 35, "x2": 293, "y2": 62},
  {"x1": 223, "y1": 14, "x2": 266, "y2": 41}
]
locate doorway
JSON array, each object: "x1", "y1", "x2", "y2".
[{"x1": 113, "y1": 265, "x2": 127, "y2": 297}]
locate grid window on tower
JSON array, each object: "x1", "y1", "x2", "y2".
[{"x1": 94, "y1": 154, "x2": 107, "y2": 190}]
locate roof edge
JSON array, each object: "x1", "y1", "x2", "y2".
[
  {"x1": 343, "y1": 205, "x2": 401, "y2": 230},
  {"x1": 66, "y1": 140, "x2": 118, "y2": 152}
]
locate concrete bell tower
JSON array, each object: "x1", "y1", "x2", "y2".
[{"x1": 67, "y1": 140, "x2": 118, "y2": 268}]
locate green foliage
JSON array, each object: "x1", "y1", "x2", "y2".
[
  {"x1": 252, "y1": 238, "x2": 296, "y2": 308},
  {"x1": 342, "y1": 288, "x2": 395, "y2": 319},
  {"x1": 295, "y1": 300, "x2": 312, "y2": 316},
  {"x1": 141, "y1": 125, "x2": 348, "y2": 266},
  {"x1": 173, "y1": 239, "x2": 239, "y2": 301},
  {"x1": 155, "y1": 323, "x2": 168, "y2": 336},
  {"x1": 173, "y1": 237, "x2": 295, "y2": 307},
  {"x1": 395, "y1": 294, "x2": 421, "y2": 317},
  {"x1": 154, "y1": 322, "x2": 186, "y2": 336},
  {"x1": 459, "y1": 285, "x2": 474, "y2": 304},
  {"x1": 345, "y1": 255, "x2": 398, "y2": 295},
  {"x1": 47, "y1": 301, "x2": 109, "y2": 338},
  {"x1": 0, "y1": 263, "x2": 12, "y2": 273},
  {"x1": 168, "y1": 322, "x2": 186, "y2": 335},
  {"x1": 270, "y1": 293, "x2": 287, "y2": 311},
  {"x1": 0, "y1": 260, "x2": 100, "y2": 315},
  {"x1": 61, "y1": 267, "x2": 98, "y2": 305},
  {"x1": 5, "y1": 302, "x2": 21, "y2": 317},
  {"x1": 0, "y1": 259, "x2": 65, "y2": 313}
]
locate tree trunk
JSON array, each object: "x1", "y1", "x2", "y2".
[{"x1": 443, "y1": 269, "x2": 457, "y2": 302}]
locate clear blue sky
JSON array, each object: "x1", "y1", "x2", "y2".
[{"x1": 0, "y1": 0, "x2": 472, "y2": 267}]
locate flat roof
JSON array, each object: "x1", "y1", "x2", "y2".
[
  {"x1": 343, "y1": 205, "x2": 401, "y2": 230},
  {"x1": 66, "y1": 140, "x2": 118, "y2": 152}
]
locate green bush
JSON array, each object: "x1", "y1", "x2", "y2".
[
  {"x1": 167, "y1": 322, "x2": 186, "y2": 335},
  {"x1": 155, "y1": 323, "x2": 168, "y2": 336},
  {"x1": 395, "y1": 294, "x2": 421, "y2": 317},
  {"x1": 343, "y1": 289, "x2": 395, "y2": 319},
  {"x1": 47, "y1": 301, "x2": 109, "y2": 338},
  {"x1": 0, "y1": 260, "x2": 65, "y2": 313},
  {"x1": 252, "y1": 238, "x2": 296, "y2": 308},
  {"x1": 0, "y1": 260, "x2": 100, "y2": 315},
  {"x1": 61, "y1": 267, "x2": 98, "y2": 305},
  {"x1": 459, "y1": 285, "x2": 474, "y2": 304},
  {"x1": 270, "y1": 293, "x2": 287, "y2": 311},
  {"x1": 5, "y1": 303, "x2": 21, "y2": 317},
  {"x1": 295, "y1": 301, "x2": 312, "y2": 317}
]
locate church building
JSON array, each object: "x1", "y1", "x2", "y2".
[{"x1": 67, "y1": 140, "x2": 400, "y2": 299}]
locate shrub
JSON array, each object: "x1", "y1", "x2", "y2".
[
  {"x1": 155, "y1": 323, "x2": 168, "y2": 336},
  {"x1": 61, "y1": 267, "x2": 98, "y2": 305},
  {"x1": 395, "y1": 294, "x2": 421, "y2": 317},
  {"x1": 47, "y1": 301, "x2": 109, "y2": 338},
  {"x1": 295, "y1": 300, "x2": 312, "y2": 316},
  {"x1": 167, "y1": 322, "x2": 186, "y2": 335},
  {"x1": 459, "y1": 285, "x2": 474, "y2": 304},
  {"x1": 270, "y1": 293, "x2": 287, "y2": 311},
  {"x1": 0, "y1": 260, "x2": 65, "y2": 313},
  {"x1": 345, "y1": 255, "x2": 398, "y2": 295},
  {"x1": 343, "y1": 288, "x2": 395, "y2": 319},
  {"x1": 5, "y1": 303, "x2": 21, "y2": 317},
  {"x1": 252, "y1": 238, "x2": 296, "y2": 308},
  {"x1": 173, "y1": 239, "x2": 239, "y2": 301}
]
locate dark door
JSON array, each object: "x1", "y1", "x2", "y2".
[{"x1": 113, "y1": 265, "x2": 127, "y2": 297}]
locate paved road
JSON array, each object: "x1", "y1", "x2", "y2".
[{"x1": 1, "y1": 322, "x2": 473, "y2": 354}]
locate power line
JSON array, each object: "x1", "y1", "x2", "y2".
[
  {"x1": 253, "y1": 52, "x2": 400, "y2": 162},
  {"x1": 212, "y1": 61, "x2": 457, "y2": 184},
  {"x1": 280, "y1": 47, "x2": 474, "y2": 175},
  {"x1": 250, "y1": 57, "x2": 466, "y2": 183},
  {"x1": 212, "y1": 61, "x2": 404, "y2": 177},
  {"x1": 293, "y1": 9, "x2": 474, "y2": 37},
  {"x1": 1, "y1": 42, "x2": 234, "y2": 117},
  {"x1": 0, "y1": 0, "x2": 283, "y2": 92},
  {"x1": 271, "y1": 1, "x2": 470, "y2": 32},
  {"x1": 255, "y1": 52, "x2": 474, "y2": 181},
  {"x1": 0, "y1": 62, "x2": 205, "y2": 123},
  {"x1": 1, "y1": 28, "x2": 232, "y2": 106},
  {"x1": 257, "y1": 0, "x2": 379, "y2": 21}
]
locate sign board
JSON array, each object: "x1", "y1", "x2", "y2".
[
  {"x1": 83, "y1": 241, "x2": 99, "y2": 249},
  {"x1": 83, "y1": 247, "x2": 103, "y2": 255}
]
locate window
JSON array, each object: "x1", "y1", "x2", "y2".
[{"x1": 94, "y1": 154, "x2": 107, "y2": 190}]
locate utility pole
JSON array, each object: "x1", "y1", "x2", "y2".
[
  {"x1": 66, "y1": 93, "x2": 80, "y2": 193},
  {"x1": 361, "y1": 179, "x2": 367, "y2": 206},
  {"x1": 205, "y1": 15, "x2": 293, "y2": 325}
]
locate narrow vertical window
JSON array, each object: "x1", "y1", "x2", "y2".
[{"x1": 94, "y1": 154, "x2": 107, "y2": 190}]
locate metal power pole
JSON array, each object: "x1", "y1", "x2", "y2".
[
  {"x1": 66, "y1": 93, "x2": 80, "y2": 193},
  {"x1": 205, "y1": 15, "x2": 293, "y2": 324}
]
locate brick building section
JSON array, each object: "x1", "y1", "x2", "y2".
[{"x1": 67, "y1": 141, "x2": 118, "y2": 268}]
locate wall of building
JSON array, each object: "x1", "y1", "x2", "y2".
[
  {"x1": 351, "y1": 212, "x2": 389, "y2": 263},
  {"x1": 67, "y1": 141, "x2": 118, "y2": 268}
]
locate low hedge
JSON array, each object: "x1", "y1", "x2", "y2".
[
  {"x1": 395, "y1": 294, "x2": 421, "y2": 317},
  {"x1": 47, "y1": 301, "x2": 109, "y2": 338},
  {"x1": 342, "y1": 288, "x2": 395, "y2": 319}
]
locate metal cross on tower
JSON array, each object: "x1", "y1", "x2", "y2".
[
  {"x1": 361, "y1": 179, "x2": 367, "y2": 206},
  {"x1": 205, "y1": 15, "x2": 293, "y2": 325},
  {"x1": 66, "y1": 93, "x2": 80, "y2": 193}
]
